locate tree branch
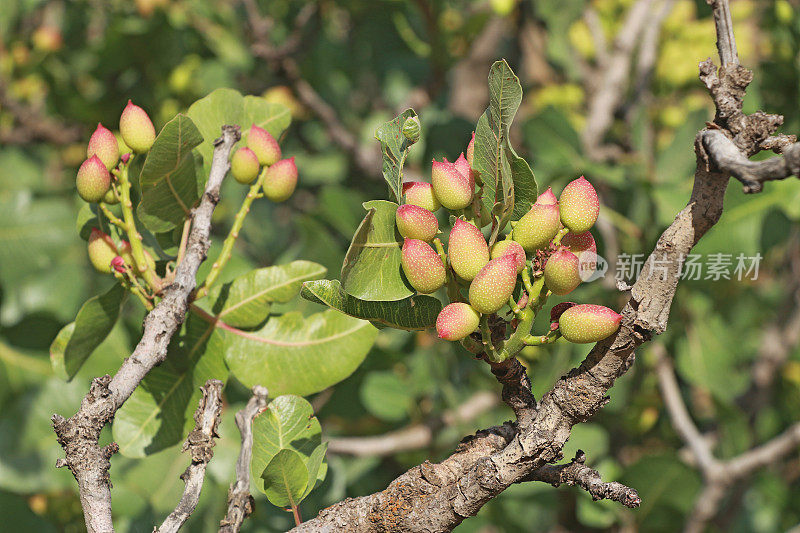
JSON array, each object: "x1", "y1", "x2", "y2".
[
  {"x1": 290, "y1": 1, "x2": 800, "y2": 530},
  {"x1": 52, "y1": 125, "x2": 240, "y2": 533},
  {"x1": 524, "y1": 450, "x2": 641, "y2": 508},
  {"x1": 327, "y1": 392, "x2": 498, "y2": 457},
  {"x1": 158, "y1": 379, "x2": 224, "y2": 533},
  {"x1": 702, "y1": 129, "x2": 800, "y2": 193},
  {"x1": 219, "y1": 385, "x2": 269, "y2": 533}
]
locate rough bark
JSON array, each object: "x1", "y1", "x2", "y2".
[{"x1": 52, "y1": 126, "x2": 240, "y2": 533}]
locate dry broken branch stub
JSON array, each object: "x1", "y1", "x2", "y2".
[
  {"x1": 157, "y1": 379, "x2": 224, "y2": 533},
  {"x1": 52, "y1": 125, "x2": 240, "y2": 533},
  {"x1": 219, "y1": 385, "x2": 269, "y2": 533}
]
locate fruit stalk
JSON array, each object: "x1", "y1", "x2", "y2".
[
  {"x1": 116, "y1": 158, "x2": 162, "y2": 292},
  {"x1": 196, "y1": 167, "x2": 267, "y2": 299},
  {"x1": 479, "y1": 314, "x2": 500, "y2": 362},
  {"x1": 522, "y1": 331, "x2": 561, "y2": 346}
]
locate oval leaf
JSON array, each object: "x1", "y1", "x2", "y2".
[
  {"x1": 250, "y1": 395, "x2": 322, "y2": 497},
  {"x1": 475, "y1": 60, "x2": 524, "y2": 233},
  {"x1": 49, "y1": 283, "x2": 126, "y2": 380},
  {"x1": 136, "y1": 114, "x2": 204, "y2": 232},
  {"x1": 223, "y1": 310, "x2": 377, "y2": 396},
  {"x1": 260, "y1": 449, "x2": 308, "y2": 508},
  {"x1": 301, "y1": 279, "x2": 441, "y2": 330},
  {"x1": 187, "y1": 89, "x2": 290, "y2": 176},
  {"x1": 340, "y1": 200, "x2": 414, "y2": 301},
  {"x1": 206, "y1": 261, "x2": 326, "y2": 329}
]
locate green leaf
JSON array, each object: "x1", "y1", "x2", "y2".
[
  {"x1": 474, "y1": 60, "x2": 526, "y2": 233},
  {"x1": 187, "y1": 89, "x2": 291, "y2": 176},
  {"x1": 507, "y1": 142, "x2": 537, "y2": 220},
  {"x1": 303, "y1": 442, "x2": 328, "y2": 498},
  {"x1": 260, "y1": 449, "x2": 308, "y2": 508},
  {"x1": 250, "y1": 395, "x2": 322, "y2": 495},
  {"x1": 223, "y1": 309, "x2": 377, "y2": 396},
  {"x1": 360, "y1": 371, "x2": 413, "y2": 422},
  {"x1": 49, "y1": 283, "x2": 127, "y2": 380},
  {"x1": 113, "y1": 314, "x2": 229, "y2": 457},
  {"x1": 375, "y1": 108, "x2": 417, "y2": 202},
  {"x1": 207, "y1": 261, "x2": 327, "y2": 329},
  {"x1": 340, "y1": 200, "x2": 414, "y2": 301},
  {"x1": 136, "y1": 114, "x2": 204, "y2": 233},
  {"x1": 301, "y1": 279, "x2": 441, "y2": 330}
]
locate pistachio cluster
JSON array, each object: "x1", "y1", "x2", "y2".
[{"x1": 398, "y1": 134, "x2": 621, "y2": 359}]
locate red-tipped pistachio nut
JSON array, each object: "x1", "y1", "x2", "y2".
[
  {"x1": 468, "y1": 255, "x2": 518, "y2": 314},
  {"x1": 76, "y1": 155, "x2": 111, "y2": 203},
  {"x1": 512, "y1": 203, "x2": 561, "y2": 251},
  {"x1": 544, "y1": 249, "x2": 581, "y2": 295},
  {"x1": 466, "y1": 132, "x2": 475, "y2": 168},
  {"x1": 402, "y1": 181, "x2": 441, "y2": 212},
  {"x1": 535, "y1": 186, "x2": 558, "y2": 205},
  {"x1": 395, "y1": 204, "x2": 438, "y2": 242},
  {"x1": 119, "y1": 100, "x2": 156, "y2": 154},
  {"x1": 448, "y1": 218, "x2": 490, "y2": 281},
  {"x1": 436, "y1": 302, "x2": 480, "y2": 341},
  {"x1": 453, "y1": 152, "x2": 476, "y2": 186},
  {"x1": 559, "y1": 176, "x2": 599, "y2": 233},
  {"x1": 557, "y1": 304, "x2": 622, "y2": 343},
  {"x1": 87, "y1": 123, "x2": 120, "y2": 170},
  {"x1": 110, "y1": 256, "x2": 126, "y2": 274},
  {"x1": 246, "y1": 124, "x2": 281, "y2": 166},
  {"x1": 431, "y1": 158, "x2": 473, "y2": 210},
  {"x1": 231, "y1": 147, "x2": 261, "y2": 184},
  {"x1": 262, "y1": 157, "x2": 298, "y2": 202},
  {"x1": 490, "y1": 240, "x2": 526, "y2": 274},
  {"x1": 87, "y1": 229, "x2": 118, "y2": 274},
  {"x1": 401, "y1": 239, "x2": 446, "y2": 294}
]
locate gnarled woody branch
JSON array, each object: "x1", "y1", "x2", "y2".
[
  {"x1": 52, "y1": 125, "x2": 240, "y2": 533},
  {"x1": 158, "y1": 379, "x2": 224, "y2": 533},
  {"x1": 290, "y1": 2, "x2": 798, "y2": 530},
  {"x1": 219, "y1": 385, "x2": 269, "y2": 533}
]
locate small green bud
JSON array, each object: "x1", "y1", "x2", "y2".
[
  {"x1": 559, "y1": 176, "x2": 599, "y2": 233},
  {"x1": 448, "y1": 218, "x2": 489, "y2": 281},
  {"x1": 558, "y1": 304, "x2": 622, "y2": 343},
  {"x1": 102, "y1": 188, "x2": 119, "y2": 205},
  {"x1": 396, "y1": 204, "x2": 438, "y2": 242},
  {"x1": 436, "y1": 302, "x2": 480, "y2": 341},
  {"x1": 402, "y1": 116, "x2": 421, "y2": 143},
  {"x1": 543, "y1": 249, "x2": 581, "y2": 295},
  {"x1": 403, "y1": 181, "x2": 441, "y2": 212},
  {"x1": 231, "y1": 147, "x2": 261, "y2": 184},
  {"x1": 401, "y1": 238, "x2": 446, "y2": 294},
  {"x1": 490, "y1": 240, "x2": 526, "y2": 274},
  {"x1": 119, "y1": 100, "x2": 156, "y2": 154},
  {"x1": 76, "y1": 155, "x2": 111, "y2": 203},
  {"x1": 246, "y1": 124, "x2": 281, "y2": 166},
  {"x1": 512, "y1": 203, "x2": 560, "y2": 252},
  {"x1": 468, "y1": 255, "x2": 518, "y2": 314},
  {"x1": 87, "y1": 123, "x2": 120, "y2": 170},
  {"x1": 262, "y1": 157, "x2": 298, "y2": 202}
]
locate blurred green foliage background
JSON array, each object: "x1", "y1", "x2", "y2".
[{"x1": 2, "y1": 0, "x2": 800, "y2": 531}]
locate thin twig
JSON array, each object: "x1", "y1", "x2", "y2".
[
  {"x1": 158, "y1": 379, "x2": 224, "y2": 533},
  {"x1": 327, "y1": 392, "x2": 498, "y2": 457},
  {"x1": 524, "y1": 450, "x2": 641, "y2": 508},
  {"x1": 53, "y1": 126, "x2": 240, "y2": 533},
  {"x1": 219, "y1": 386, "x2": 269, "y2": 533}
]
